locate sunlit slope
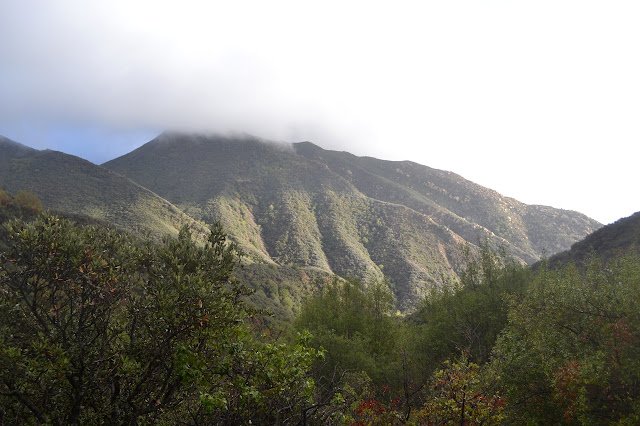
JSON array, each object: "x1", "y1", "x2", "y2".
[
  {"x1": 294, "y1": 142, "x2": 601, "y2": 262},
  {"x1": 104, "y1": 132, "x2": 601, "y2": 309}
]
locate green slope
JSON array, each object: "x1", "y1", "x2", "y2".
[
  {"x1": 546, "y1": 210, "x2": 640, "y2": 268},
  {"x1": 293, "y1": 141, "x2": 600, "y2": 261},
  {"x1": 0, "y1": 135, "x2": 209, "y2": 242},
  {"x1": 104, "y1": 132, "x2": 601, "y2": 310}
]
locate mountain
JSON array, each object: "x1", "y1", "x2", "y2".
[
  {"x1": 293, "y1": 142, "x2": 597, "y2": 261},
  {"x1": 0, "y1": 135, "x2": 209, "y2": 242},
  {"x1": 546, "y1": 211, "x2": 640, "y2": 268},
  {"x1": 104, "y1": 132, "x2": 601, "y2": 309}
]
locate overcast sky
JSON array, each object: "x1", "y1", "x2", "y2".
[{"x1": 1, "y1": 1, "x2": 638, "y2": 224}]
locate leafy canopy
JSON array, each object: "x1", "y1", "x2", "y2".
[
  {"x1": 0, "y1": 215, "x2": 321, "y2": 425},
  {"x1": 492, "y1": 253, "x2": 640, "y2": 424}
]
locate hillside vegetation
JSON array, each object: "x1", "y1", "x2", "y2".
[
  {"x1": 2, "y1": 210, "x2": 638, "y2": 424},
  {"x1": 2, "y1": 132, "x2": 638, "y2": 423},
  {"x1": 0, "y1": 136, "x2": 209, "y2": 243},
  {"x1": 546, "y1": 211, "x2": 640, "y2": 267},
  {"x1": 104, "y1": 132, "x2": 600, "y2": 309}
]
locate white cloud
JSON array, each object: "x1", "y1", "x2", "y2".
[{"x1": 0, "y1": 0, "x2": 638, "y2": 223}]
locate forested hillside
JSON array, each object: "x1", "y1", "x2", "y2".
[{"x1": 546, "y1": 211, "x2": 640, "y2": 267}]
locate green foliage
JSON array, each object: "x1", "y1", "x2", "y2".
[
  {"x1": 0, "y1": 190, "x2": 43, "y2": 252},
  {"x1": 492, "y1": 253, "x2": 640, "y2": 424},
  {"x1": 414, "y1": 241, "x2": 529, "y2": 367},
  {"x1": 196, "y1": 329, "x2": 323, "y2": 424},
  {"x1": 410, "y1": 353, "x2": 505, "y2": 425},
  {"x1": 292, "y1": 243, "x2": 532, "y2": 423},
  {"x1": 547, "y1": 211, "x2": 640, "y2": 268},
  {"x1": 0, "y1": 215, "x2": 321, "y2": 424},
  {"x1": 295, "y1": 277, "x2": 397, "y2": 386},
  {"x1": 309, "y1": 352, "x2": 505, "y2": 425},
  {"x1": 238, "y1": 262, "x2": 334, "y2": 323}
]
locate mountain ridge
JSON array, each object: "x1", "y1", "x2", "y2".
[
  {"x1": 103, "y1": 132, "x2": 601, "y2": 309},
  {"x1": 293, "y1": 140, "x2": 597, "y2": 259},
  {"x1": 1, "y1": 131, "x2": 603, "y2": 311},
  {"x1": 0, "y1": 138, "x2": 210, "y2": 243},
  {"x1": 545, "y1": 211, "x2": 640, "y2": 268}
]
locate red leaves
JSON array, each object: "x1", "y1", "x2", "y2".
[
  {"x1": 355, "y1": 396, "x2": 387, "y2": 416},
  {"x1": 552, "y1": 361, "x2": 583, "y2": 422},
  {"x1": 350, "y1": 386, "x2": 396, "y2": 425}
]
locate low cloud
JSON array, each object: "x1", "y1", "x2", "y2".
[{"x1": 1, "y1": 1, "x2": 638, "y2": 224}]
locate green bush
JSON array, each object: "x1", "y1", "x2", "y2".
[
  {"x1": 0, "y1": 215, "x2": 321, "y2": 424},
  {"x1": 492, "y1": 254, "x2": 640, "y2": 424}
]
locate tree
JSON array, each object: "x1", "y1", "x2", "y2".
[
  {"x1": 329, "y1": 353, "x2": 505, "y2": 425},
  {"x1": 411, "y1": 353, "x2": 505, "y2": 425},
  {"x1": 0, "y1": 215, "x2": 321, "y2": 424},
  {"x1": 492, "y1": 254, "x2": 640, "y2": 424},
  {"x1": 295, "y1": 277, "x2": 397, "y2": 386},
  {"x1": 414, "y1": 241, "x2": 529, "y2": 367}
]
